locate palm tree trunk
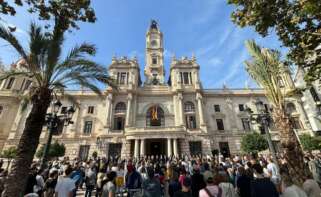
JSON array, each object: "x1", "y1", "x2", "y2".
[
  {"x1": 2, "y1": 89, "x2": 51, "y2": 197},
  {"x1": 273, "y1": 108, "x2": 309, "y2": 185}
]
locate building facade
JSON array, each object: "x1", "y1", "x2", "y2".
[{"x1": 0, "y1": 21, "x2": 313, "y2": 160}]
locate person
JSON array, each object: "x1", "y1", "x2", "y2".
[
  {"x1": 85, "y1": 164, "x2": 97, "y2": 197},
  {"x1": 236, "y1": 167, "x2": 251, "y2": 197},
  {"x1": 25, "y1": 165, "x2": 38, "y2": 195},
  {"x1": 250, "y1": 164, "x2": 279, "y2": 197},
  {"x1": 34, "y1": 169, "x2": 45, "y2": 196},
  {"x1": 55, "y1": 164, "x2": 76, "y2": 197},
  {"x1": 218, "y1": 173, "x2": 237, "y2": 197},
  {"x1": 168, "y1": 171, "x2": 181, "y2": 197},
  {"x1": 266, "y1": 158, "x2": 280, "y2": 185},
  {"x1": 174, "y1": 177, "x2": 192, "y2": 197},
  {"x1": 191, "y1": 166, "x2": 206, "y2": 197},
  {"x1": 199, "y1": 171, "x2": 222, "y2": 197},
  {"x1": 282, "y1": 175, "x2": 307, "y2": 197},
  {"x1": 44, "y1": 170, "x2": 58, "y2": 197},
  {"x1": 142, "y1": 167, "x2": 162, "y2": 197},
  {"x1": 102, "y1": 171, "x2": 117, "y2": 197},
  {"x1": 96, "y1": 168, "x2": 106, "y2": 197},
  {"x1": 302, "y1": 174, "x2": 321, "y2": 197},
  {"x1": 125, "y1": 163, "x2": 142, "y2": 197}
]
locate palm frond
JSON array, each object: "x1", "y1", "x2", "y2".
[
  {"x1": 0, "y1": 70, "x2": 33, "y2": 82},
  {"x1": 245, "y1": 40, "x2": 285, "y2": 108},
  {"x1": 0, "y1": 25, "x2": 28, "y2": 61}
]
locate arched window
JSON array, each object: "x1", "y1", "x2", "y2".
[
  {"x1": 286, "y1": 102, "x2": 296, "y2": 114},
  {"x1": 146, "y1": 105, "x2": 165, "y2": 127},
  {"x1": 184, "y1": 102, "x2": 196, "y2": 129},
  {"x1": 115, "y1": 102, "x2": 126, "y2": 114},
  {"x1": 277, "y1": 76, "x2": 285, "y2": 87},
  {"x1": 184, "y1": 102, "x2": 195, "y2": 112}
]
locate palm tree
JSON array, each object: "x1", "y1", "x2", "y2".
[
  {"x1": 0, "y1": 22, "x2": 114, "y2": 196},
  {"x1": 244, "y1": 40, "x2": 309, "y2": 185}
]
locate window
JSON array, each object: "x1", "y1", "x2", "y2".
[
  {"x1": 24, "y1": 80, "x2": 32, "y2": 90},
  {"x1": 88, "y1": 106, "x2": 94, "y2": 114},
  {"x1": 117, "y1": 72, "x2": 128, "y2": 85},
  {"x1": 0, "y1": 106, "x2": 3, "y2": 115},
  {"x1": 214, "y1": 105, "x2": 220, "y2": 112},
  {"x1": 180, "y1": 72, "x2": 192, "y2": 85},
  {"x1": 6, "y1": 77, "x2": 15, "y2": 89},
  {"x1": 264, "y1": 104, "x2": 270, "y2": 113},
  {"x1": 186, "y1": 115, "x2": 196, "y2": 129},
  {"x1": 216, "y1": 119, "x2": 224, "y2": 130},
  {"x1": 189, "y1": 141, "x2": 202, "y2": 156},
  {"x1": 277, "y1": 76, "x2": 285, "y2": 87},
  {"x1": 60, "y1": 107, "x2": 67, "y2": 114},
  {"x1": 115, "y1": 102, "x2": 126, "y2": 114},
  {"x1": 291, "y1": 117, "x2": 302, "y2": 130},
  {"x1": 146, "y1": 106, "x2": 165, "y2": 127},
  {"x1": 183, "y1": 72, "x2": 189, "y2": 84},
  {"x1": 310, "y1": 87, "x2": 320, "y2": 103},
  {"x1": 241, "y1": 118, "x2": 251, "y2": 131},
  {"x1": 286, "y1": 103, "x2": 296, "y2": 114},
  {"x1": 238, "y1": 104, "x2": 245, "y2": 112},
  {"x1": 184, "y1": 102, "x2": 195, "y2": 112},
  {"x1": 79, "y1": 145, "x2": 90, "y2": 161},
  {"x1": 83, "y1": 121, "x2": 93, "y2": 134},
  {"x1": 113, "y1": 117, "x2": 125, "y2": 130},
  {"x1": 152, "y1": 57, "x2": 157, "y2": 64},
  {"x1": 108, "y1": 143, "x2": 122, "y2": 158}
]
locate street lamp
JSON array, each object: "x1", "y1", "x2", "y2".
[
  {"x1": 40, "y1": 100, "x2": 75, "y2": 170},
  {"x1": 245, "y1": 99, "x2": 279, "y2": 169}
]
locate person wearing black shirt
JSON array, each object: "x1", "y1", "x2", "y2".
[
  {"x1": 174, "y1": 177, "x2": 192, "y2": 197},
  {"x1": 251, "y1": 164, "x2": 279, "y2": 197}
]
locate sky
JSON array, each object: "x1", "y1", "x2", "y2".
[{"x1": 0, "y1": 0, "x2": 287, "y2": 89}]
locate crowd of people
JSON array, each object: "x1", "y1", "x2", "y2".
[{"x1": 0, "y1": 152, "x2": 321, "y2": 197}]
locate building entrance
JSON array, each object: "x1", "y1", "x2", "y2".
[{"x1": 146, "y1": 139, "x2": 166, "y2": 156}]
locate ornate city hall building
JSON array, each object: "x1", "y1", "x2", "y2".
[{"x1": 0, "y1": 21, "x2": 314, "y2": 160}]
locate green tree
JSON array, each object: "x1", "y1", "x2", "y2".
[
  {"x1": 241, "y1": 132, "x2": 268, "y2": 153},
  {"x1": 1, "y1": 147, "x2": 17, "y2": 171},
  {"x1": 245, "y1": 40, "x2": 309, "y2": 185},
  {"x1": 36, "y1": 141, "x2": 65, "y2": 159},
  {"x1": 0, "y1": 0, "x2": 96, "y2": 31},
  {"x1": 299, "y1": 134, "x2": 321, "y2": 151},
  {"x1": 227, "y1": 0, "x2": 321, "y2": 83},
  {"x1": 0, "y1": 21, "x2": 114, "y2": 196}
]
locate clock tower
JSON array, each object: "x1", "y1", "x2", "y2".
[{"x1": 144, "y1": 20, "x2": 165, "y2": 85}]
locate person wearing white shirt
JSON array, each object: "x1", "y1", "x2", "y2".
[{"x1": 55, "y1": 165, "x2": 75, "y2": 197}]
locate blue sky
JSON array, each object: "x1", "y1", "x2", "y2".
[{"x1": 0, "y1": 0, "x2": 286, "y2": 88}]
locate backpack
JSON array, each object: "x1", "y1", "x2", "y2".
[{"x1": 203, "y1": 187, "x2": 222, "y2": 197}]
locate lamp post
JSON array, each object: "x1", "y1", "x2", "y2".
[
  {"x1": 245, "y1": 99, "x2": 279, "y2": 169},
  {"x1": 40, "y1": 100, "x2": 75, "y2": 170}
]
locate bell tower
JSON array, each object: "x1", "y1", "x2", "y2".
[{"x1": 144, "y1": 20, "x2": 165, "y2": 85}]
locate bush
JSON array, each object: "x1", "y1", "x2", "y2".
[
  {"x1": 241, "y1": 132, "x2": 268, "y2": 153},
  {"x1": 1, "y1": 147, "x2": 17, "y2": 159},
  {"x1": 299, "y1": 134, "x2": 321, "y2": 151},
  {"x1": 36, "y1": 141, "x2": 66, "y2": 159}
]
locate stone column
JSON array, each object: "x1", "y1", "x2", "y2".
[
  {"x1": 134, "y1": 139, "x2": 139, "y2": 158},
  {"x1": 105, "y1": 93, "x2": 113, "y2": 128},
  {"x1": 126, "y1": 93, "x2": 132, "y2": 127},
  {"x1": 197, "y1": 93, "x2": 205, "y2": 126},
  {"x1": 167, "y1": 138, "x2": 172, "y2": 157},
  {"x1": 178, "y1": 93, "x2": 184, "y2": 126},
  {"x1": 173, "y1": 138, "x2": 178, "y2": 157},
  {"x1": 140, "y1": 139, "x2": 145, "y2": 156}
]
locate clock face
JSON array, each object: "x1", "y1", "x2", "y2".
[{"x1": 151, "y1": 40, "x2": 158, "y2": 48}]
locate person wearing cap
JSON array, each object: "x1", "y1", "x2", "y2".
[
  {"x1": 174, "y1": 176, "x2": 192, "y2": 197},
  {"x1": 199, "y1": 171, "x2": 222, "y2": 197},
  {"x1": 142, "y1": 167, "x2": 162, "y2": 197},
  {"x1": 191, "y1": 165, "x2": 206, "y2": 197}
]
